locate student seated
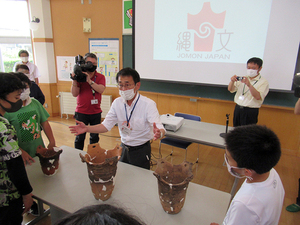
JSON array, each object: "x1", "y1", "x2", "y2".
[
  {"x1": 54, "y1": 204, "x2": 145, "y2": 225},
  {"x1": 211, "y1": 125, "x2": 284, "y2": 225}
]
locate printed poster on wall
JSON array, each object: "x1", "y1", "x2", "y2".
[
  {"x1": 123, "y1": 0, "x2": 132, "y2": 35},
  {"x1": 89, "y1": 38, "x2": 119, "y2": 87},
  {"x1": 57, "y1": 56, "x2": 75, "y2": 81}
]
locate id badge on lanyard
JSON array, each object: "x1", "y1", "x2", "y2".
[
  {"x1": 90, "y1": 76, "x2": 98, "y2": 105},
  {"x1": 121, "y1": 121, "x2": 132, "y2": 136}
]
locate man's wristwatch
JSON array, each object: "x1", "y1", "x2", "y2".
[{"x1": 90, "y1": 81, "x2": 95, "y2": 85}]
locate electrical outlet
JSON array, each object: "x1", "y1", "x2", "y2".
[{"x1": 44, "y1": 103, "x2": 48, "y2": 108}]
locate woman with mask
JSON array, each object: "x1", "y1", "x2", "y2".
[
  {"x1": 69, "y1": 67, "x2": 165, "y2": 170},
  {"x1": 228, "y1": 57, "x2": 269, "y2": 127},
  {"x1": 70, "y1": 53, "x2": 106, "y2": 151},
  {"x1": 0, "y1": 72, "x2": 33, "y2": 225},
  {"x1": 13, "y1": 49, "x2": 41, "y2": 85}
]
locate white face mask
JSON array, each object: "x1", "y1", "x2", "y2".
[
  {"x1": 247, "y1": 69, "x2": 258, "y2": 77},
  {"x1": 224, "y1": 154, "x2": 253, "y2": 180},
  {"x1": 119, "y1": 88, "x2": 136, "y2": 101},
  {"x1": 20, "y1": 88, "x2": 31, "y2": 101},
  {"x1": 20, "y1": 57, "x2": 29, "y2": 63}
]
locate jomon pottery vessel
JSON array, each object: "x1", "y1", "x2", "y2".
[
  {"x1": 36, "y1": 145, "x2": 63, "y2": 176},
  {"x1": 80, "y1": 143, "x2": 122, "y2": 201},
  {"x1": 153, "y1": 159, "x2": 193, "y2": 214}
]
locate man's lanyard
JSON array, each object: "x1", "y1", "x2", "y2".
[
  {"x1": 242, "y1": 75, "x2": 261, "y2": 96},
  {"x1": 90, "y1": 75, "x2": 97, "y2": 97},
  {"x1": 125, "y1": 94, "x2": 140, "y2": 126}
]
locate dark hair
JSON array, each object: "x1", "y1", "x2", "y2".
[
  {"x1": 247, "y1": 57, "x2": 263, "y2": 68},
  {"x1": 15, "y1": 64, "x2": 30, "y2": 72},
  {"x1": 14, "y1": 72, "x2": 32, "y2": 88},
  {"x1": 84, "y1": 53, "x2": 97, "y2": 61},
  {"x1": 225, "y1": 125, "x2": 281, "y2": 174},
  {"x1": 54, "y1": 204, "x2": 145, "y2": 225},
  {"x1": 18, "y1": 49, "x2": 29, "y2": 57},
  {"x1": 0, "y1": 72, "x2": 26, "y2": 99},
  {"x1": 116, "y1": 67, "x2": 140, "y2": 84}
]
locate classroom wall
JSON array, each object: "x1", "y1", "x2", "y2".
[
  {"x1": 43, "y1": 0, "x2": 300, "y2": 157},
  {"x1": 46, "y1": 0, "x2": 123, "y2": 116}
]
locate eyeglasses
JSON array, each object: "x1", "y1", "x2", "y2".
[{"x1": 117, "y1": 83, "x2": 135, "y2": 89}]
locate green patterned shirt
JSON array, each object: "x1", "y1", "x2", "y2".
[{"x1": 0, "y1": 116, "x2": 22, "y2": 207}]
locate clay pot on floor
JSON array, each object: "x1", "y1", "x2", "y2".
[
  {"x1": 80, "y1": 143, "x2": 122, "y2": 201},
  {"x1": 153, "y1": 159, "x2": 193, "y2": 214},
  {"x1": 36, "y1": 145, "x2": 63, "y2": 176}
]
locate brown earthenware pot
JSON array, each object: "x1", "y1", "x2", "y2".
[
  {"x1": 80, "y1": 143, "x2": 122, "y2": 201},
  {"x1": 153, "y1": 159, "x2": 193, "y2": 214},
  {"x1": 36, "y1": 145, "x2": 63, "y2": 176}
]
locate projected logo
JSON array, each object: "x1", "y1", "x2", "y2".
[{"x1": 177, "y1": 2, "x2": 232, "y2": 56}]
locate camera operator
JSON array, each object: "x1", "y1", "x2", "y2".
[{"x1": 71, "y1": 53, "x2": 106, "y2": 150}]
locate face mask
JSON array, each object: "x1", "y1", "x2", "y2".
[
  {"x1": 0, "y1": 99, "x2": 23, "y2": 113},
  {"x1": 86, "y1": 65, "x2": 97, "y2": 72},
  {"x1": 20, "y1": 88, "x2": 31, "y2": 101},
  {"x1": 247, "y1": 69, "x2": 258, "y2": 77},
  {"x1": 20, "y1": 57, "x2": 29, "y2": 63},
  {"x1": 119, "y1": 88, "x2": 136, "y2": 101},
  {"x1": 224, "y1": 154, "x2": 253, "y2": 180}
]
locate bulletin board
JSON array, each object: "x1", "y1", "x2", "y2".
[{"x1": 89, "y1": 38, "x2": 119, "y2": 87}]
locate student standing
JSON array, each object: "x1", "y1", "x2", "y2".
[
  {"x1": 0, "y1": 73, "x2": 33, "y2": 225},
  {"x1": 211, "y1": 125, "x2": 284, "y2": 225},
  {"x1": 13, "y1": 49, "x2": 41, "y2": 85}
]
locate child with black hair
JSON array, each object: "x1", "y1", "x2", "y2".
[
  {"x1": 54, "y1": 204, "x2": 145, "y2": 225},
  {"x1": 4, "y1": 72, "x2": 55, "y2": 166},
  {"x1": 15, "y1": 64, "x2": 45, "y2": 105},
  {"x1": 211, "y1": 125, "x2": 284, "y2": 225},
  {"x1": 4, "y1": 72, "x2": 55, "y2": 216},
  {"x1": 0, "y1": 72, "x2": 33, "y2": 225}
]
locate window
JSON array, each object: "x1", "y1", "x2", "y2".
[{"x1": 0, "y1": 0, "x2": 33, "y2": 72}]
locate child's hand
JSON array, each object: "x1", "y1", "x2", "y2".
[
  {"x1": 47, "y1": 142, "x2": 56, "y2": 150},
  {"x1": 21, "y1": 149, "x2": 35, "y2": 166},
  {"x1": 22, "y1": 193, "x2": 33, "y2": 215}
]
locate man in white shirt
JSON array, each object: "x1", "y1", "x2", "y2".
[
  {"x1": 211, "y1": 125, "x2": 284, "y2": 225},
  {"x1": 13, "y1": 50, "x2": 41, "y2": 85},
  {"x1": 228, "y1": 57, "x2": 269, "y2": 126},
  {"x1": 69, "y1": 67, "x2": 166, "y2": 169}
]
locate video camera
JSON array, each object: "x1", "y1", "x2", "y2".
[
  {"x1": 293, "y1": 73, "x2": 300, "y2": 98},
  {"x1": 70, "y1": 55, "x2": 96, "y2": 82}
]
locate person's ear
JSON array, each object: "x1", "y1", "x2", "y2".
[
  {"x1": 244, "y1": 169, "x2": 253, "y2": 177},
  {"x1": 135, "y1": 82, "x2": 141, "y2": 90}
]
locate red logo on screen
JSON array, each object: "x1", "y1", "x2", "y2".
[{"x1": 188, "y1": 2, "x2": 226, "y2": 52}]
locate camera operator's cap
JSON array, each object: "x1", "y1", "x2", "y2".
[{"x1": 293, "y1": 73, "x2": 300, "y2": 86}]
